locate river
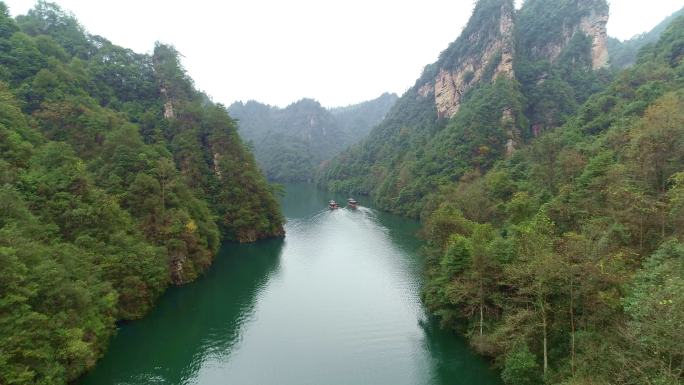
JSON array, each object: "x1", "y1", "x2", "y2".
[{"x1": 77, "y1": 184, "x2": 501, "y2": 385}]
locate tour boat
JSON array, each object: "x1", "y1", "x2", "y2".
[
  {"x1": 328, "y1": 200, "x2": 339, "y2": 209},
  {"x1": 347, "y1": 198, "x2": 359, "y2": 209}
]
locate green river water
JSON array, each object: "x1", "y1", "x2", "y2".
[{"x1": 77, "y1": 184, "x2": 501, "y2": 385}]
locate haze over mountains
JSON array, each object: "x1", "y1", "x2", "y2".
[
  {"x1": 608, "y1": 6, "x2": 684, "y2": 68},
  {"x1": 228, "y1": 93, "x2": 398, "y2": 182}
]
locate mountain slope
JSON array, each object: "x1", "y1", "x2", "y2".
[
  {"x1": 330, "y1": 92, "x2": 399, "y2": 143},
  {"x1": 229, "y1": 93, "x2": 397, "y2": 181},
  {"x1": 319, "y1": 0, "x2": 610, "y2": 217},
  {"x1": 320, "y1": 0, "x2": 684, "y2": 383},
  {"x1": 607, "y1": 6, "x2": 684, "y2": 69},
  {"x1": 423, "y1": 15, "x2": 684, "y2": 385},
  {"x1": 0, "y1": 2, "x2": 282, "y2": 384}
]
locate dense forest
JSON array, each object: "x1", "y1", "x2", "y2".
[
  {"x1": 0, "y1": 2, "x2": 283, "y2": 384},
  {"x1": 321, "y1": 0, "x2": 684, "y2": 384},
  {"x1": 228, "y1": 93, "x2": 397, "y2": 182}
]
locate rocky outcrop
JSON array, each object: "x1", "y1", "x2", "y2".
[
  {"x1": 422, "y1": 0, "x2": 608, "y2": 120},
  {"x1": 431, "y1": 2, "x2": 515, "y2": 119},
  {"x1": 434, "y1": 68, "x2": 460, "y2": 119},
  {"x1": 580, "y1": 8, "x2": 609, "y2": 69},
  {"x1": 529, "y1": 3, "x2": 609, "y2": 69},
  {"x1": 213, "y1": 152, "x2": 222, "y2": 179},
  {"x1": 418, "y1": 82, "x2": 433, "y2": 98},
  {"x1": 160, "y1": 85, "x2": 176, "y2": 119},
  {"x1": 163, "y1": 100, "x2": 175, "y2": 119},
  {"x1": 170, "y1": 254, "x2": 187, "y2": 285},
  {"x1": 502, "y1": 107, "x2": 518, "y2": 156}
]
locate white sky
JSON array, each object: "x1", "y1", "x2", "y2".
[{"x1": 3, "y1": 0, "x2": 683, "y2": 108}]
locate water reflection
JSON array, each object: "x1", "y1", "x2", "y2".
[
  {"x1": 78, "y1": 184, "x2": 500, "y2": 385},
  {"x1": 77, "y1": 239, "x2": 284, "y2": 385}
]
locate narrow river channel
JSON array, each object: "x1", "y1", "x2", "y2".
[{"x1": 77, "y1": 184, "x2": 501, "y2": 385}]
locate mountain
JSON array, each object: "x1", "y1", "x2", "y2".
[
  {"x1": 228, "y1": 93, "x2": 397, "y2": 182},
  {"x1": 0, "y1": 2, "x2": 283, "y2": 384},
  {"x1": 323, "y1": 1, "x2": 684, "y2": 384},
  {"x1": 422, "y1": 15, "x2": 684, "y2": 385},
  {"x1": 320, "y1": 0, "x2": 611, "y2": 217},
  {"x1": 330, "y1": 92, "x2": 400, "y2": 140},
  {"x1": 608, "y1": 6, "x2": 684, "y2": 69}
]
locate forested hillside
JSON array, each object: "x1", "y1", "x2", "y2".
[
  {"x1": 0, "y1": 2, "x2": 283, "y2": 384},
  {"x1": 228, "y1": 93, "x2": 397, "y2": 182},
  {"x1": 423, "y1": 16, "x2": 684, "y2": 385},
  {"x1": 330, "y1": 92, "x2": 399, "y2": 141},
  {"x1": 608, "y1": 6, "x2": 684, "y2": 69},
  {"x1": 321, "y1": 0, "x2": 684, "y2": 384},
  {"x1": 320, "y1": 0, "x2": 613, "y2": 217}
]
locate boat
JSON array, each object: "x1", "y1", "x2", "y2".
[
  {"x1": 347, "y1": 198, "x2": 359, "y2": 209},
  {"x1": 328, "y1": 200, "x2": 339, "y2": 209}
]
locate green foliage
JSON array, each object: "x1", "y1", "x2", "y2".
[
  {"x1": 515, "y1": 0, "x2": 608, "y2": 63},
  {"x1": 432, "y1": 0, "x2": 515, "y2": 77},
  {"x1": 319, "y1": 0, "x2": 614, "y2": 218},
  {"x1": 619, "y1": 241, "x2": 684, "y2": 384},
  {"x1": 515, "y1": 0, "x2": 611, "y2": 135},
  {"x1": 321, "y1": 77, "x2": 526, "y2": 218},
  {"x1": 16, "y1": 1, "x2": 94, "y2": 59},
  {"x1": 0, "y1": 2, "x2": 283, "y2": 383},
  {"x1": 502, "y1": 345, "x2": 542, "y2": 385},
  {"x1": 420, "y1": 16, "x2": 684, "y2": 385},
  {"x1": 228, "y1": 93, "x2": 398, "y2": 182},
  {"x1": 318, "y1": 0, "x2": 684, "y2": 382}
]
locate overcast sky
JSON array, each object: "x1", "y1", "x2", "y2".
[{"x1": 3, "y1": 1, "x2": 683, "y2": 108}]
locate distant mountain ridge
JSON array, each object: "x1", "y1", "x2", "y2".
[
  {"x1": 608, "y1": 5, "x2": 684, "y2": 68},
  {"x1": 229, "y1": 93, "x2": 398, "y2": 182}
]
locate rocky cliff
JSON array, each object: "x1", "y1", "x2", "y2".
[
  {"x1": 581, "y1": 7, "x2": 610, "y2": 69},
  {"x1": 319, "y1": 0, "x2": 613, "y2": 217},
  {"x1": 418, "y1": 0, "x2": 516, "y2": 119},
  {"x1": 523, "y1": 1, "x2": 609, "y2": 69},
  {"x1": 422, "y1": 0, "x2": 609, "y2": 120}
]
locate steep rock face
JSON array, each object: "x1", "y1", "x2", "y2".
[
  {"x1": 425, "y1": 0, "x2": 610, "y2": 121},
  {"x1": 580, "y1": 7, "x2": 609, "y2": 69},
  {"x1": 425, "y1": 1, "x2": 515, "y2": 119},
  {"x1": 319, "y1": 0, "x2": 613, "y2": 217},
  {"x1": 524, "y1": 0, "x2": 609, "y2": 69},
  {"x1": 159, "y1": 85, "x2": 176, "y2": 119},
  {"x1": 163, "y1": 100, "x2": 175, "y2": 119},
  {"x1": 502, "y1": 107, "x2": 517, "y2": 156}
]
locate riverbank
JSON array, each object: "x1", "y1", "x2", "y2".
[{"x1": 77, "y1": 184, "x2": 501, "y2": 385}]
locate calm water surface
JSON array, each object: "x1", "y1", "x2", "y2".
[{"x1": 78, "y1": 184, "x2": 501, "y2": 385}]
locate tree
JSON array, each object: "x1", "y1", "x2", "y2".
[
  {"x1": 508, "y1": 211, "x2": 560, "y2": 375},
  {"x1": 621, "y1": 241, "x2": 684, "y2": 384},
  {"x1": 154, "y1": 158, "x2": 176, "y2": 218},
  {"x1": 556, "y1": 232, "x2": 591, "y2": 378},
  {"x1": 502, "y1": 345, "x2": 543, "y2": 385},
  {"x1": 471, "y1": 224, "x2": 496, "y2": 337},
  {"x1": 628, "y1": 92, "x2": 684, "y2": 238}
]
